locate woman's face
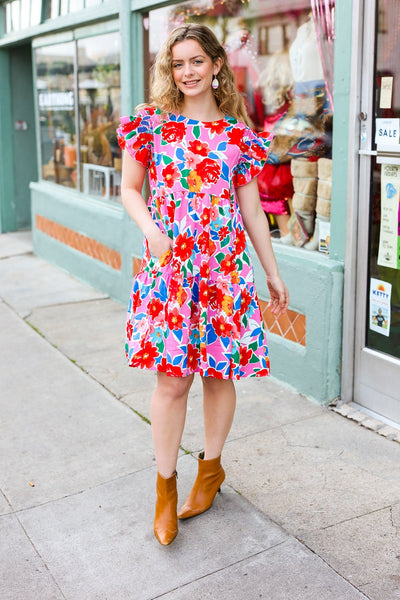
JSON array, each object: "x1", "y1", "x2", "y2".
[{"x1": 171, "y1": 39, "x2": 219, "y2": 99}]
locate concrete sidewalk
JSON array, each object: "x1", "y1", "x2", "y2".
[{"x1": 1, "y1": 231, "x2": 399, "y2": 600}]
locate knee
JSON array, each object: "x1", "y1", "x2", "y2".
[
  {"x1": 156, "y1": 373, "x2": 193, "y2": 402},
  {"x1": 202, "y1": 376, "x2": 234, "y2": 394}
]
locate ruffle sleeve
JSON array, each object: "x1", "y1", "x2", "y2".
[
  {"x1": 116, "y1": 107, "x2": 155, "y2": 168},
  {"x1": 232, "y1": 129, "x2": 274, "y2": 187}
]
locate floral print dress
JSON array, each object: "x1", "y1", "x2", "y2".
[{"x1": 117, "y1": 107, "x2": 272, "y2": 379}]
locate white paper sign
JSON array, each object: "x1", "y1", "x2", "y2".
[
  {"x1": 380, "y1": 77, "x2": 393, "y2": 109},
  {"x1": 369, "y1": 278, "x2": 392, "y2": 337},
  {"x1": 375, "y1": 118, "x2": 400, "y2": 146}
]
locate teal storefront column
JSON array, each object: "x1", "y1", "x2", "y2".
[{"x1": 0, "y1": 48, "x2": 16, "y2": 232}]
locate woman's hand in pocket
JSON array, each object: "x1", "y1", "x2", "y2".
[{"x1": 147, "y1": 228, "x2": 173, "y2": 258}]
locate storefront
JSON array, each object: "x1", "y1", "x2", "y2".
[{"x1": 2, "y1": 0, "x2": 395, "y2": 421}]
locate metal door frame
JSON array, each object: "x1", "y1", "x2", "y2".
[{"x1": 344, "y1": 0, "x2": 400, "y2": 425}]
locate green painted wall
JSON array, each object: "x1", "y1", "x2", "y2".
[
  {"x1": 330, "y1": 0, "x2": 353, "y2": 263},
  {"x1": 11, "y1": 44, "x2": 38, "y2": 229},
  {"x1": 0, "y1": 48, "x2": 16, "y2": 232}
]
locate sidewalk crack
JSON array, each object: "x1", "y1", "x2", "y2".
[{"x1": 0, "y1": 488, "x2": 68, "y2": 599}]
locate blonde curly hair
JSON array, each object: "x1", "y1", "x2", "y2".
[{"x1": 148, "y1": 23, "x2": 252, "y2": 127}]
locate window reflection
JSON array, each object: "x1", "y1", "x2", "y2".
[
  {"x1": 36, "y1": 42, "x2": 77, "y2": 189},
  {"x1": 35, "y1": 32, "x2": 121, "y2": 201},
  {"x1": 78, "y1": 32, "x2": 121, "y2": 200}
]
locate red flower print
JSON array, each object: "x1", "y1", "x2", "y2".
[
  {"x1": 161, "y1": 121, "x2": 186, "y2": 143},
  {"x1": 167, "y1": 364, "x2": 184, "y2": 376},
  {"x1": 220, "y1": 254, "x2": 235, "y2": 276},
  {"x1": 256, "y1": 368, "x2": 269, "y2": 377},
  {"x1": 234, "y1": 172, "x2": 247, "y2": 187},
  {"x1": 201, "y1": 207, "x2": 210, "y2": 227},
  {"x1": 212, "y1": 315, "x2": 233, "y2": 337},
  {"x1": 249, "y1": 142, "x2": 265, "y2": 161},
  {"x1": 188, "y1": 140, "x2": 209, "y2": 156},
  {"x1": 199, "y1": 280, "x2": 209, "y2": 305},
  {"x1": 240, "y1": 346, "x2": 252, "y2": 366},
  {"x1": 158, "y1": 357, "x2": 183, "y2": 376},
  {"x1": 240, "y1": 288, "x2": 252, "y2": 315},
  {"x1": 120, "y1": 115, "x2": 142, "y2": 134},
  {"x1": 196, "y1": 159, "x2": 221, "y2": 186},
  {"x1": 218, "y1": 226, "x2": 229, "y2": 241},
  {"x1": 132, "y1": 289, "x2": 141, "y2": 311},
  {"x1": 187, "y1": 344, "x2": 200, "y2": 370},
  {"x1": 204, "y1": 367, "x2": 223, "y2": 379},
  {"x1": 198, "y1": 231, "x2": 209, "y2": 253},
  {"x1": 126, "y1": 321, "x2": 133, "y2": 341},
  {"x1": 234, "y1": 229, "x2": 246, "y2": 255},
  {"x1": 221, "y1": 189, "x2": 231, "y2": 201},
  {"x1": 147, "y1": 298, "x2": 164, "y2": 318},
  {"x1": 135, "y1": 147, "x2": 149, "y2": 165},
  {"x1": 250, "y1": 164, "x2": 259, "y2": 178},
  {"x1": 162, "y1": 162, "x2": 180, "y2": 188},
  {"x1": 228, "y1": 127, "x2": 245, "y2": 149},
  {"x1": 208, "y1": 284, "x2": 220, "y2": 309},
  {"x1": 117, "y1": 135, "x2": 126, "y2": 150},
  {"x1": 168, "y1": 307, "x2": 184, "y2": 330},
  {"x1": 149, "y1": 161, "x2": 157, "y2": 182},
  {"x1": 175, "y1": 232, "x2": 194, "y2": 261},
  {"x1": 167, "y1": 200, "x2": 175, "y2": 223},
  {"x1": 132, "y1": 132, "x2": 152, "y2": 150},
  {"x1": 233, "y1": 310, "x2": 241, "y2": 333},
  {"x1": 200, "y1": 261, "x2": 210, "y2": 278},
  {"x1": 204, "y1": 120, "x2": 226, "y2": 135},
  {"x1": 134, "y1": 341, "x2": 158, "y2": 368}
]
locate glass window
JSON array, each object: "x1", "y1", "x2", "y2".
[
  {"x1": 36, "y1": 42, "x2": 77, "y2": 189},
  {"x1": 34, "y1": 31, "x2": 121, "y2": 201},
  {"x1": 31, "y1": 0, "x2": 42, "y2": 26},
  {"x1": 145, "y1": 0, "x2": 335, "y2": 248},
  {"x1": 78, "y1": 32, "x2": 121, "y2": 200}
]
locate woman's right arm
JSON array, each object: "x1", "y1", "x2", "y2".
[{"x1": 120, "y1": 151, "x2": 172, "y2": 257}]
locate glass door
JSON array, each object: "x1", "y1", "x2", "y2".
[{"x1": 355, "y1": 0, "x2": 400, "y2": 424}]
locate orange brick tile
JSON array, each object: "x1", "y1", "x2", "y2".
[{"x1": 35, "y1": 215, "x2": 121, "y2": 271}]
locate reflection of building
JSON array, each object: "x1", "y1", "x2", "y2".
[{"x1": 1, "y1": 0, "x2": 399, "y2": 426}]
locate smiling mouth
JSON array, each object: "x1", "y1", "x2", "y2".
[{"x1": 183, "y1": 80, "x2": 200, "y2": 86}]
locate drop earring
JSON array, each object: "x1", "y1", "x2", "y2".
[{"x1": 212, "y1": 75, "x2": 219, "y2": 90}]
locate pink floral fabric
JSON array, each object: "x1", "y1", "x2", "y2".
[{"x1": 117, "y1": 107, "x2": 273, "y2": 379}]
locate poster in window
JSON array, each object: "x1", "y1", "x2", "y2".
[
  {"x1": 377, "y1": 163, "x2": 400, "y2": 269},
  {"x1": 369, "y1": 278, "x2": 392, "y2": 337}
]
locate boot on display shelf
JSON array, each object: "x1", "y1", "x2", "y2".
[
  {"x1": 305, "y1": 158, "x2": 332, "y2": 251},
  {"x1": 280, "y1": 158, "x2": 318, "y2": 245}
]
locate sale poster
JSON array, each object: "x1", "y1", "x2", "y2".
[
  {"x1": 377, "y1": 164, "x2": 400, "y2": 269},
  {"x1": 369, "y1": 278, "x2": 392, "y2": 337}
]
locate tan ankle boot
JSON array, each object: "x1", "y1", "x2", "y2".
[
  {"x1": 154, "y1": 471, "x2": 178, "y2": 545},
  {"x1": 177, "y1": 452, "x2": 225, "y2": 520}
]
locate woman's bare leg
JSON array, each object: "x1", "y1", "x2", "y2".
[
  {"x1": 150, "y1": 372, "x2": 194, "y2": 477},
  {"x1": 201, "y1": 377, "x2": 236, "y2": 459}
]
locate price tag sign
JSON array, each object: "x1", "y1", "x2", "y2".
[{"x1": 375, "y1": 118, "x2": 400, "y2": 146}]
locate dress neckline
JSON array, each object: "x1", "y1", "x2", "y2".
[{"x1": 169, "y1": 111, "x2": 230, "y2": 125}]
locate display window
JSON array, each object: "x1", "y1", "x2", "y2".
[
  {"x1": 35, "y1": 31, "x2": 121, "y2": 201},
  {"x1": 144, "y1": 0, "x2": 335, "y2": 249},
  {"x1": 2, "y1": 0, "x2": 104, "y2": 32}
]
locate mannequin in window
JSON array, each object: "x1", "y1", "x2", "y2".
[{"x1": 256, "y1": 50, "x2": 294, "y2": 237}]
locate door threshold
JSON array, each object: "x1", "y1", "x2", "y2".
[{"x1": 329, "y1": 400, "x2": 400, "y2": 441}]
